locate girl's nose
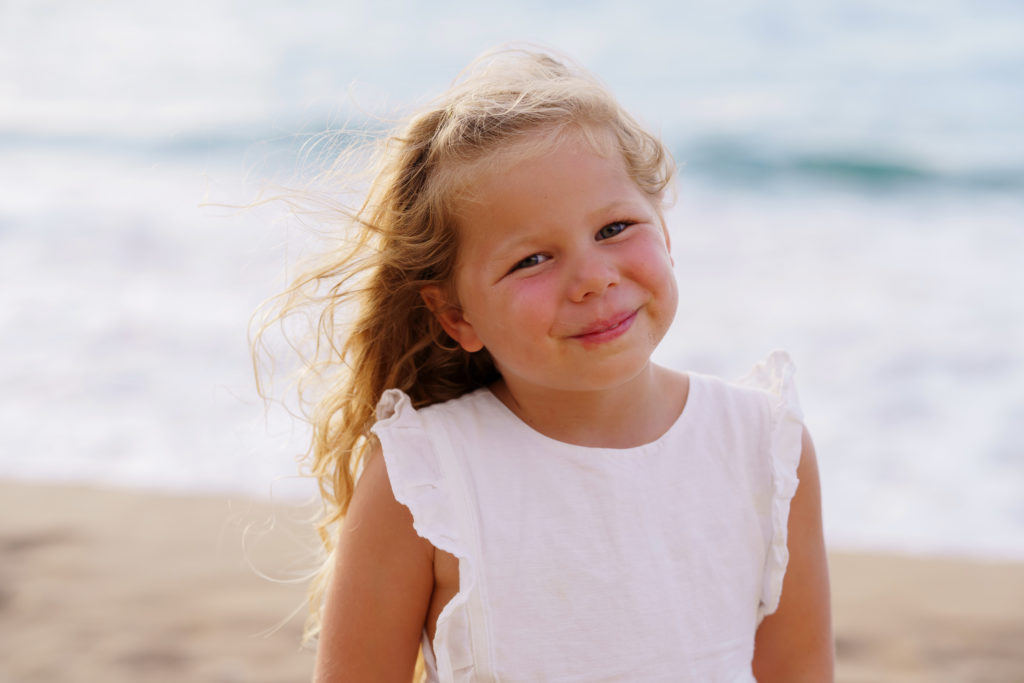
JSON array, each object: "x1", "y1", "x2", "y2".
[{"x1": 568, "y1": 250, "x2": 619, "y2": 302}]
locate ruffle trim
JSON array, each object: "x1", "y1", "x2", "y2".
[
  {"x1": 737, "y1": 351, "x2": 804, "y2": 622},
  {"x1": 371, "y1": 389, "x2": 476, "y2": 680}
]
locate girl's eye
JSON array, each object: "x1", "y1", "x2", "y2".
[
  {"x1": 596, "y1": 221, "x2": 632, "y2": 240},
  {"x1": 510, "y1": 253, "x2": 549, "y2": 272}
]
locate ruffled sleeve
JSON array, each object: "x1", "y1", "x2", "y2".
[
  {"x1": 371, "y1": 390, "x2": 464, "y2": 558},
  {"x1": 737, "y1": 352, "x2": 804, "y2": 622},
  {"x1": 370, "y1": 389, "x2": 481, "y2": 680}
]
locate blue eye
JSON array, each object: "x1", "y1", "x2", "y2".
[
  {"x1": 596, "y1": 221, "x2": 631, "y2": 240},
  {"x1": 511, "y1": 253, "x2": 549, "y2": 272}
]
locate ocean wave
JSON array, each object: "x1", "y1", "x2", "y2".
[
  {"x1": 5, "y1": 125, "x2": 1024, "y2": 198},
  {"x1": 679, "y1": 138, "x2": 1024, "y2": 195}
]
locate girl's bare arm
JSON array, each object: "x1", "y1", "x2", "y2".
[
  {"x1": 314, "y1": 445, "x2": 435, "y2": 682},
  {"x1": 752, "y1": 427, "x2": 835, "y2": 682}
]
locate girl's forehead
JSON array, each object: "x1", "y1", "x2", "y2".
[
  {"x1": 453, "y1": 125, "x2": 623, "y2": 205},
  {"x1": 497, "y1": 124, "x2": 617, "y2": 169}
]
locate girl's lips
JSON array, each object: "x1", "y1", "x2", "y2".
[{"x1": 571, "y1": 309, "x2": 638, "y2": 344}]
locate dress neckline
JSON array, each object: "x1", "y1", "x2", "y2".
[{"x1": 476, "y1": 372, "x2": 699, "y2": 453}]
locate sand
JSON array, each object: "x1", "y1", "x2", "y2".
[{"x1": 1, "y1": 480, "x2": 1022, "y2": 682}]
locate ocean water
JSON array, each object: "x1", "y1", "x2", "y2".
[{"x1": 1, "y1": 1, "x2": 1022, "y2": 559}]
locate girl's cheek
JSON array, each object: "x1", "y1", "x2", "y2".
[
  {"x1": 507, "y1": 271, "x2": 556, "y2": 300},
  {"x1": 629, "y1": 236, "x2": 674, "y2": 280}
]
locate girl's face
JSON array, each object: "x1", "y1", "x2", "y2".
[{"x1": 426, "y1": 129, "x2": 678, "y2": 397}]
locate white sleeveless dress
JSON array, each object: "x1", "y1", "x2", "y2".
[{"x1": 371, "y1": 352, "x2": 804, "y2": 682}]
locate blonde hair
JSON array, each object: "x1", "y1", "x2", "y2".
[{"x1": 254, "y1": 46, "x2": 675, "y2": 648}]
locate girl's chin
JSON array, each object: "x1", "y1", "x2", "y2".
[{"x1": 502, "y1": 359, "x2": 656, "y2": 397}]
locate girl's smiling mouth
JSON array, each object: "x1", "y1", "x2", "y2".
[{"x1": 570, "y1": 309, "x2": 639, "y2": 345}]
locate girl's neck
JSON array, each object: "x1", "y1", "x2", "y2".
[{"x1": 488, "y1": 363, "x2": 689, "y2": 449}]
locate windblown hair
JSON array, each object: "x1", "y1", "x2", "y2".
[{"x1": 253, "y1": 46, "x2": 676, "y2": 645}]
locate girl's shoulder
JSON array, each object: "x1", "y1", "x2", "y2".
[
  {"x1": 691, "y1": 352, "x2": 807, "y2": 622},
  {"x1": 735, "y1": 350, "x2": 801, "y2": 410},
  {"x1": 687, "y1": 350, "x2": 802, "y2": 422},
  {"x1": 374, "y1": 385, "x2": 494, "y2": 427}
]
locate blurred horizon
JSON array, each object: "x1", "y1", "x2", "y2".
[
  {"x1": 2, "y1": 0, "x2": 1023, "y2": 560},
  {"x1": 4, "y1": 0, "x2": 1024, "y2": 195}
]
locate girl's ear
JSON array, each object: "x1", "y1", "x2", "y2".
[{"x1": 420, "y1": 285, "x2": 485, "y2": 353}]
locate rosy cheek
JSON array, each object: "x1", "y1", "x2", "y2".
[
  {"x1": 504, "y1": 276, "x2": 557, "y2": 314},
  {"x1": 635, "y1": 236, "x2": 673, "y2": 273}
]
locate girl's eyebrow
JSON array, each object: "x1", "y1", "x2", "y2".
[
  {"x1": 586, "y1": 198, "x2": 653, "y2": 221},
  {"x1": 486, "y1": 231, "x2": 541, "y2": 263}
]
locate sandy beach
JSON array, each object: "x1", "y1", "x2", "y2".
[{"x1": 2, "y1": 480, "x2": 1022, "y2": 682}]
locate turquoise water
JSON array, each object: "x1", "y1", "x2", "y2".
[{"x1": 1, "y1": 0, "x2": 1022, "y2": 558}]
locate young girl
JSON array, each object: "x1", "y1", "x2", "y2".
[{"x1": 263, "y1": 48, "x2": 833, "y2": 682}]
